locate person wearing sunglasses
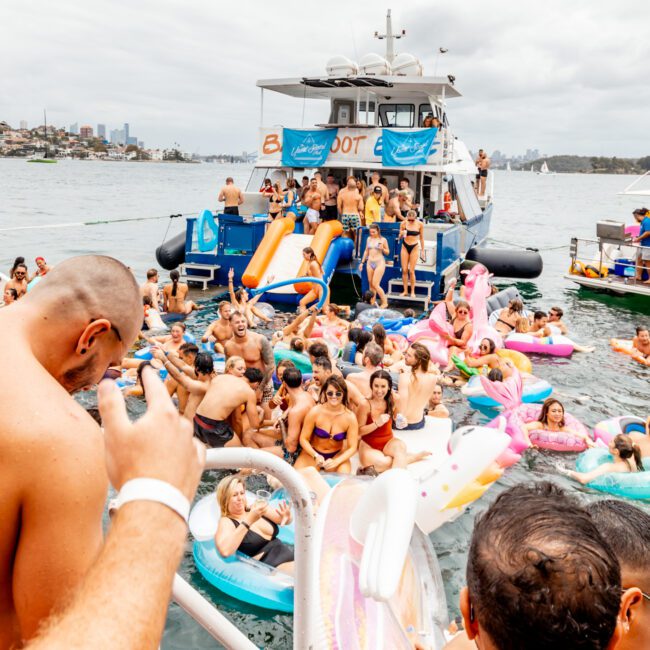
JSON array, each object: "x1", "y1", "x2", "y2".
[
  {"x1": 5, "y1": 262, "x2": 29, "y2": 298},
  {"x1": 295, "y1": 375, "x2": 359, "y2": 473},
  {"x1": 464, "y1": 337, "x2": 515, "y2": 378},
  {"x1": 587, "y1": 500, "x2": 650, "y2": 650}
]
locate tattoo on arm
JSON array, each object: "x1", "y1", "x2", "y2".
[{"x1": 260, "y1": 337, "x2": 274, "y2": 384}]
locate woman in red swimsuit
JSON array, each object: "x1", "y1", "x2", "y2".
[{"x1": 356, "y1": 370, "x2": 430, "y2": 474}]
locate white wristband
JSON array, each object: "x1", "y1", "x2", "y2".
[{"x1": 113, "y1": 478, "x2": 190, "y2": 524}]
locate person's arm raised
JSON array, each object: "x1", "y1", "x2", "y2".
[{"x1": 25, "y1": 368, "x2": 205, "y2": 650}]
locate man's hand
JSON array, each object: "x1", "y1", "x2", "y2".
[{"x1": 98, "y1": 367, "x2": 205, "y2": 501}]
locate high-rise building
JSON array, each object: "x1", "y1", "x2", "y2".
[
  {"x1": 97, "y1": 124, "x2": 106, "y2": 139},
  {"x1": 123, "y1": 123, "x2": 130, "y2": 142},
  {"x1": 110, "y1": 129, "x2": 125, "y2": 145},
  {"x1": 20, "y1": 120, "x2": 28, "y2": 130},
  {"x1": 69, "y1": 123, "x2": 79, "y2": 135},
  {"x1": 80, "y1": 125, "x2": 93, "y2": 138},
  {"x1": 126, "y1": 136, "x2": 137, "y2": 146}
]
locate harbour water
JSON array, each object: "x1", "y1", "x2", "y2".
[{"x1": 1, "y1": 158, "x2": 649, "y2": 648}]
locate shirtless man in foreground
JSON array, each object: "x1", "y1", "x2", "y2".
[
  {"x1": 303, "y1": 178, "x2": 323, "y2": 235},
  {"x1": 346, "y1": 343, "x2": 383, "y2": 399},
  {"x1": 396, "y1": 343, "x2": 439, "y2": 430},
  {"x1": 0, "y1": 255, "x2": 142, "y2": 647},
  {"x1": 337, "y1": 176, "x2": 365, "y2": 242},
  {"x1": 140, "y1": 268, "x2": 160, "y2": 308},
  {"x1": 201, "y1": 300, "x2": 233, "y2": 352},
  {"x1": 218, "y1": 176, "x2": 244, "y2": 216},
  {"x1": 5, "y1": 263, "x2": 28, "y2": 298},
  {"x1": 224, "y1": 311, "x2": 275, "y2": 404}
]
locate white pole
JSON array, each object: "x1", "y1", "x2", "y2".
[
  {"x1": 386, "y1": 10, "x2": 394, "y2": 62},
  {"x1": 203, "y1": 448, "x2": 318, "y2": 650},
  {"x1": 172, "y1": 574, "x2": 257, "y2": 650}
]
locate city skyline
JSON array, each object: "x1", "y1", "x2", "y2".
[{"x1": 3, "y1": 1, "x2": 648, "y2": 157}]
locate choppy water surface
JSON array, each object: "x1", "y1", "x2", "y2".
[{"x1": 2, "y1": 159, "x2": 649, "y2": 648}]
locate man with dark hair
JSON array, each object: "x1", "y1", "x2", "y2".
[
  {"x1": 307, "y1": 355, "x2": 363, "y2": 412},
  {"x1": 307, "y1": 340, "x2": 330, "y2": 363},
  {"x1": 547, "y1": 305, "x2": 568, "y2": 335},
  {"x1": 5, "y1": 262, "x2": 28, "y2": 297},
  {"x1": 162, "y1": 342, "x2": 199, "y2": 416},
  {"x1": 587, "y1": 500, "x2": 650, "y2": 650},
  {"x1": 396, "y1": 343, "x2": 439, "y2": 430},
  {"x1": 459, "y1": 481, "x2": 634, "y2": 650},
  {"x1": 140, "y1": 268, "x2": 160, "y2": 308},
  {"x1": 201, "y1": 301, "x2": 233, "y2": 353},
  {"x1": 346, "y1": 343, "x2": 383, "y2": 398},
  {"x1": 530, "y1": 310, "x2": 550, "y2": 337},
  {"x1": 218, "y1": 176, "x2": 243, "y2": 215}
]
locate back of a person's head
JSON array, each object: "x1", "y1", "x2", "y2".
[
  {"x1": 194, "y1": 352, "x2": 214, "y2": 376},
  {"x1": 308, "y1": 341, "x2": 329, "y2": 359},
  {"x1": 243, "y1": 366, "x2": 263, "y2": 385},
  {"x1": 363, "y1": 343, "x2": 383, "y2": 367},
  {"x1": 467, "y1": 481, "x2": 621, "y2": 650},
  {"x1": 282, "y1": 367, "x2": 303, "y2": 388}
]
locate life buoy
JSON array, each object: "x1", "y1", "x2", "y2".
[
  {"x1": 443, "y1": 191, "x2": 452, "y2": 212},
  {"x1": 197, "y1": 209, "x2": 219, "y2": 252}
]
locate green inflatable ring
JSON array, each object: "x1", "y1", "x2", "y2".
[
  {"x1": 451, "y1": 354, "x2": 480, "y2": 378},
  {"x1": 273, "y1": 349, "x2": 312, "y2": 374}
]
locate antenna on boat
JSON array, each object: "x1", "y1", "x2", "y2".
[{"x1": 374, "y1": 9, "x2": 405, "y2": 63}]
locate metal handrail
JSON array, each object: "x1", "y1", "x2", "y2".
[
  {"x1": 171, "y1": 448, "x2": 317, "y2": 650},
  {"x1": 569, "y1": 236, "x2": 649, "y2": 282}
]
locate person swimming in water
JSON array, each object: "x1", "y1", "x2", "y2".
[{"x1": 523, "y1": 398, "x2": 595, "y2": 449}]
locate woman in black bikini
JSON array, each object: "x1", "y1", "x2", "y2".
[
  {"x1": 294, "y1": 375, "x2": 359, "y2": 473},
  {"x1": 214, "y1": 474, "x2": 294, "y2": 573},
  {"x1": 398, "y1": 210, "x2": 425, "y2": 298},
  {"x1": 493, "y1": 298, "x2": 524, "y2": 336},
  {"x1": 267, "y1": 181, "x2": 284, "y2": 220}
]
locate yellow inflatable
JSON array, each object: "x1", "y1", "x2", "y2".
[{"x1": 496, "y1": 348, "x2": 533, "y2": 374}]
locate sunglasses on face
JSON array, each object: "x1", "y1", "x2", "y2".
[
  {"x1": 15, "y1": 272, "x2": 26, "y2": 276},
  {"x1": 326, "y1": 390, "x2": 343, "y2": 398},
  {"x1": 457, "y1": 309, "x2": 468, "y2": 315}
]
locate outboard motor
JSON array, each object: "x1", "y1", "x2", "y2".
[{"x1": 465, "y1": 247, "x2": 543, "y2": 279}]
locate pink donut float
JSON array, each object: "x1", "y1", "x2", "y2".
[{"x1": 505, "y1": 333, "x2": 574, "y2": 357}]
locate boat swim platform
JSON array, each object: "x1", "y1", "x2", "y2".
[{"x1": 564, "y1": 273, "x2": 650, "y2": 298}]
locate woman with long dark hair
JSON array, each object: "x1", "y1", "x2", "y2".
[
  {"x1": 524, "y1": 398, "x2": 594, "y2": 449},
  {"x1": 162, "y1": 269, "x2": 201, "y2": 314},
  {"x1": 357, "y1": 370, "x2": 429, "y2": 473}
]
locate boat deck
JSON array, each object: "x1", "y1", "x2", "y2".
[{"x1": 564, "y1": 273, "x2": 650, "y2": 297}]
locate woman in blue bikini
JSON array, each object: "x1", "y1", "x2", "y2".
[
  {"x1": 359, "y1": 223, "x2": 390, "y2": 308},
  {"x1": 295, "y1": 375, "x2": 359, "y2": 473}
]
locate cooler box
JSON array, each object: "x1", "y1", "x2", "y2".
[{"x1": 613, "y1": 258, "x2": 634, "y2": 276}]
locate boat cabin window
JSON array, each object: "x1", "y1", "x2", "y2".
[{"x1": 378, "y1": 104, "x2": 415, "y2": 128}]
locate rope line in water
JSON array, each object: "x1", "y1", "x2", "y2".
[
  {"x1": 0, "y1": 212, "x2": 190, "y2": 234},
  {"x1": 486, "y1": 237, "x2": 569, "y2": 252}
]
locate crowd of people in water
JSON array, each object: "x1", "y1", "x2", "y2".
[{"x1": 1, "y1": 252, "x2": 649, "y2": 650}]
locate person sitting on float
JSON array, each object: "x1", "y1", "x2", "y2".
[
  {"x1": 442, "y1": 297, "x2": 473, "y2": 356},
  {"x1": 547, "y1": 305, "x2": 568, "y2": 335},
  {"x1": 522, "y1": 398, "x2": 595, "y2": 450},
  {"x1": 357, "y1": 370, "x2": 429, "y2": 474},
  {"x1": 558, "y1": 434, "x2": 644, "y2": 484},
  {"x1": 493, "y1": 298, "x2": 524, "y2": 336},
  {"x1": 228, "y1": 267, "x2": 272, "y2": 328},
  {"x1": 464, "y1": 337, "x2": 515, "y2": 378},
  {"x1": 214, "y1": 474, "x2": 294, "y2": 573},
  {"x1": 294, "y1": 375, "x2": 359, "y2": 473}
]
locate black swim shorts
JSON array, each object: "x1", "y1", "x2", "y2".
[{"x1": 193, "y1": 414, "x2": 234, "y2": 448}]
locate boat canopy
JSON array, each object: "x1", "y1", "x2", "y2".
[{"x1": 257, "y1": 76, "x2": 461, "y2": 101}]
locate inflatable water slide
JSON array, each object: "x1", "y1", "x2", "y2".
[{"x1": 241, "y1": 218, "x2": 353, "y2": 304}]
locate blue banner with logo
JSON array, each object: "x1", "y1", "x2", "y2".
[
  {"x1": 381, "y1": 128, "x2": 438, "y2": 167},
  {"x1": 281, "y1": 128, "x2": 338, "y2": 167}
]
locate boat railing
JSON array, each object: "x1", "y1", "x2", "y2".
[
  {"x1": 569, "y1": 236, "x2": 649, "y2": 283},
  {"x1": 171, "y1": 448, "x2": 318, "y2": 650}
]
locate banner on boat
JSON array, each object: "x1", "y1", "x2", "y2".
[
  {"x1": 381, "y1": 128, "x2": 438, "y2": 167},
  {"x1": 281, "y1": 128, "x2": 338, "y2": 167},
  {"x1": 260, "y1": 127, "x2": 443, "y2": 167}
]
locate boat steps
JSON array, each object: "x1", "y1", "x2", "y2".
[
  {"x1": 386, "y1": 279, "x2": 435, "y2": 309},
  {"x1": 180, "y1": 263, "x2": 221, "y2": 291}
]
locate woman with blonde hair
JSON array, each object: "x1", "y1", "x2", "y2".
[
  {"x1": 225, "y1": 355, "x2": 246, "y2": 377},
  {"x1": 214, "y1": 474, "x2": 294, "y2": 572}
]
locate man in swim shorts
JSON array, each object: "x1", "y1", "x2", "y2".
[
  {"x1": 587, "y1": 500, "x2": 650, "y2": 650},
  {"x1": 396, "y1": 343, "x2": 439, "y2": 430},
  {"x1": 303, "y1": 178, "x2": 323, "y2": 235},
  {"x1": 324, "y1": 173, "x2": 339, "y2": 221},
  {"x1": 337, "y1": 176, "x2": 365, "y2": 242},
  {"x1": 218, "y1": 177, "x2": 244, "y2": 216},
  {"x1": 201, "y1": 300, "x2": 233, "y2": 353},
  {"x1": 0, "y1": 255, "x2": 142, "y2": 647},
  {"x1": 224, "y1": 310, "x2": 275, "y2": 405},
  {"x1": 476, "y1": 150, "x2": 490, "y2": 197}
]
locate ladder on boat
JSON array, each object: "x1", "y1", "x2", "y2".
[
  {"x1": 386, "y1": 278, "x2": 435, "y2": 310},
  {"x1": 179, "y1": 262, "x2": 221, "y2": 291}
]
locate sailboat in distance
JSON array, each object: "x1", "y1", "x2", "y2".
[
  {"x1": 27, "y1": 109, "x2": 57, "y2": 163},
  {"x1": 536, "y1": 160, "x2": 555, "y2": 175}
]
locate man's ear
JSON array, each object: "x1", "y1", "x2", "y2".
[
  {"x1": 75, "y1": 319, "x2": 111, "y2": 355},
  {"x1": 607, "y1": 587, "x2": 643, "y2": 649},
  {"x1": 460, "y1": 586, "x2": 479, "y2": 641}
]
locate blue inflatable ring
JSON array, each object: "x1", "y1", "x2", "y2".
[
  {"x1": 575, "y1": 448, "x2": 650, "y2": 500},
  {"x1": 197, "y1": 209, "x2": 219, "y2": 252}
]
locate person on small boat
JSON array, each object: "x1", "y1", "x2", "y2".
[
  {"x1": 214, "y1": 474, "x2": 294, "y2": 573},
  {"x1": 359, "y1": 222, "x2": 389, "y2": 308},
  {"x1": 427, "y1": 383, "x2": 449, "y2": 418},
  {"x1": 493, "y1": 298, "x2": 524, "y2": 335},
  {"x1": 558, "y1": 434, "x2": 643, "y2": 484},
  {"x1": 398, "y1": 210, "x2": 425, "y2": 298},
  {"x1": 633, "y1": 207, "x2": 650, "y2": 282},
  {"x1": 201, "y1": 301, "x2": 234, "y2": 353},
  {"x1": 218, "y1": 176, "x2": 243, "y2": 216},
  {"x1": 297, "y1": 247, "x2": 326, "y2": 312},
  {"x1": 295, "y1": 375, "x2": 359, "y2": 473},
  {"x1": 523, "y1": 398, "x2": 594, "y2": 449},
  {"x1": 227, "y1": 267, "x2": 272, "y2": 328},
  {"x1": 357, "y1": 370, "x2": 430, "y2": 474},
  {"x1": 162, "y1": 270, "x2": 201, "y2": 315}
]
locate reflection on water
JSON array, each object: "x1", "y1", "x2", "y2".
[{"x1": 3, "y1": 161, "x2": 650, "y2": 648}]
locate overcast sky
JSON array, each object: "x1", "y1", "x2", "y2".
[{"x1": 2, "y1": 0, "x2": 649, "y2": 157}]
